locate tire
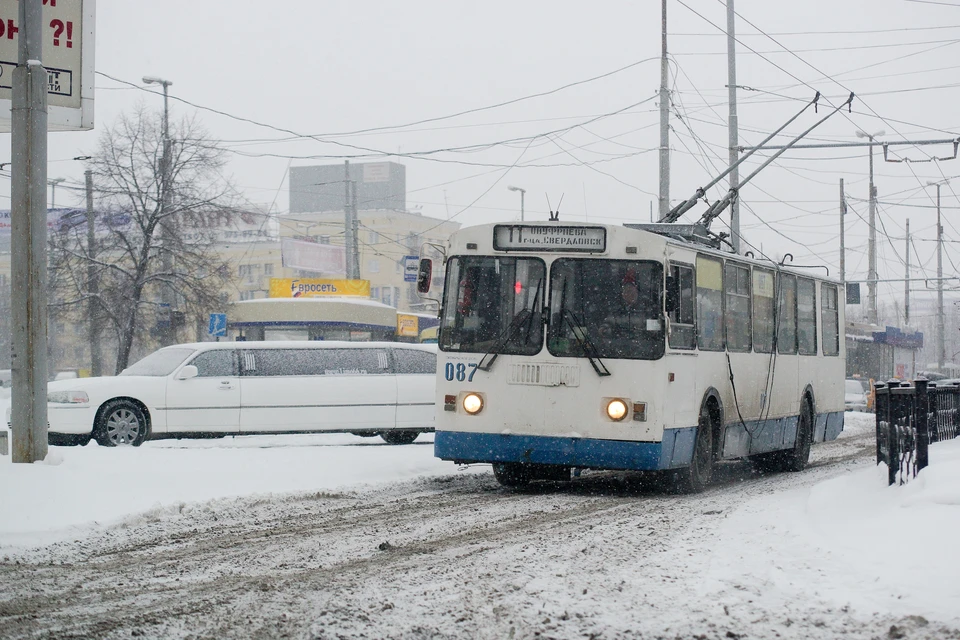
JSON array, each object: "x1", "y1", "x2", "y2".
[
  {"x1": 94, "y1": 400, "x2": 149, "y2": 447},
  {"x1": 674, "y1": 402, "x2": 715, "y2": 493},
  {"x1": 48, "y1": 433, "x2": 91, "y2": 447},
  {"x1": 492, "y1": 462, "x2": 531, "y2": 488},
  {"x1": 781, "y1": 398, "x2": 813, "y2": 472},
  {"x1": 380, "y1": 430, "x2": 419, "y2": 445}
]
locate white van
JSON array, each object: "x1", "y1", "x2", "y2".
[{"x1": 44, "y1": 341, "x2": 437, "y2": 447}]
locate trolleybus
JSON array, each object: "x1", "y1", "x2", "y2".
[{"x1": 418, "y1": 221, "x2": 845, "y2": 491}]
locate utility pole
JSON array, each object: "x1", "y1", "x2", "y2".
[
  {"x1": 11, "y1": 0, "x2": 48, "y2": 463},
  {"x1": 904, "y1": 218, "x2": 910, "y2": 327},
  {"x1": 657, "y1": 0, "x2": 670, "y2": 219},
  {"x1": 143, "y1": 76, "x2": 174, "y2": 345},
  {"x1": 854, "y1": 129, "x2": 885, "y2": 325},
  {"x1": 350, "y1": 179, "x2": 360, "y2": 279},
  {"x1": 867, "y1": 138, "x2": 878, "y2": 325},
  {"x1": 726, "y1": 0, "x2": 741, "y2": 253},
  {"x1": 839, "y1": 178, "x2": 846, "y2": 284},
  {"x1": 934, "y1": 181, "x2": 945, "y2": 370},
  {"x1": 343, "y1": 160, "x2": 355, "y2": 279},
  {"x1": 85, "y1": 169, "x2": 101, "y2": 377}
]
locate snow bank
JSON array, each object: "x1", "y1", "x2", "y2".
[
  {"x1": 706, "y1": 434, "x2": 960, "y2": 625},
  {"x1": 0, "y1": 430, "x2": 454, "y2": 549}
]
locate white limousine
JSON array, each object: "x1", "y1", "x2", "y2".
[{"x1": 45, "y1": 341, "x2": 437, "y2": 447}]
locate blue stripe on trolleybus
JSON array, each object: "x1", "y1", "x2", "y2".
[{"x1": 434, "y1": 427, "x2": 699, "y2": 472}]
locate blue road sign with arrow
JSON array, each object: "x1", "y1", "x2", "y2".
[{"x1": 208, "y1": 313, "x2": 227, "y2": 337}]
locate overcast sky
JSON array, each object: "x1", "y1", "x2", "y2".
[{"x1": 3, "y1": 0, "x2": 960, "y2": 320}]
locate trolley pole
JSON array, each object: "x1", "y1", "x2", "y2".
[
  {"x1": 657, "y1": 0, "x2": 670, "y2": 219},
  {"x1": 10, "y1": 0, "x2": 49, "y2": 463}
]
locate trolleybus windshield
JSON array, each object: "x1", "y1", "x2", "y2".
[
  {"x1": 439, "y1": 256, "x2": 546, "y2": 355},
  {"x1": 547, "y1": 259, "x2": 664, "y2": 360}
]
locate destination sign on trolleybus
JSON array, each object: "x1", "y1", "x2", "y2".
[{"x1": 493, "y1": 225, "x2": 606, "y2": 252}]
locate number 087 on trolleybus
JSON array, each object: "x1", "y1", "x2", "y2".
[{"x1": 417, "y1": 222, "x2": 845, "y2": 491}]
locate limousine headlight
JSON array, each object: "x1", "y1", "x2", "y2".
[
  {"x1": 47, "y1": 390, "x2": 89, "y2": 404},
  {"x1": 462, "y1": 393, "x2": 484, "y2": 415},
  {"x1": 606, "y1": 398, "x2": 628, "y2": 422}
]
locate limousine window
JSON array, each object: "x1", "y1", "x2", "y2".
[
  {"x1": 242, "y1": 348, "x2": 390, "y2": 377},
  {"x1": 120, "y1": 347, "x2": 195, "y2": 376},
  {"x1": 394, "y1": 349, "x2": 437, "y2": 374},
  {"x1": 190, "y1": 350, "x2": 237, "y2": 377}
]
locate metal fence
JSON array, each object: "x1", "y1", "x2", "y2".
[{"x1": 875, "y1": 378, "x2": 960, "y2": 485}]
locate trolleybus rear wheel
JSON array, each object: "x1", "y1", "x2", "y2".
[
  {"x1": 782, "y1": 398, "x2": 813, "y2": 472},
  {"x1": 492, "y1": 462, "x2": 531, "y2": 488}
]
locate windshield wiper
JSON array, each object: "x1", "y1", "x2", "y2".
[
  {"x1": 561, "y1": 309, "x2": 611, "y2": 377},
  {"x1": 478, "y1": 278, "x2": 543, "y2": 372}
]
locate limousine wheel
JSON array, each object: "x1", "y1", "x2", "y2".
[
  {"x1": 94, "y1": 400, "x2": 149, "y2": 447},
  {"x1": 380, "y1": 430, "x2": 419, "y2": 445}
]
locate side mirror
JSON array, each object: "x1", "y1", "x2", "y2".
[
  {"x1": 417, "y1": 258, "x2": 433, "y2": 294},
  {"x1": 664, "y1": 276, "x2": 678, "y2": 314},
  {"x1": 177, "y1": 365, "x2": 199, "y2": 380}
]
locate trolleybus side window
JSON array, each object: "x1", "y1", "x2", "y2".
[
  {"x1": 547, "y1": 259, "x2": 664, "y2": 360},
  {"x1": 696, "y1": 255, "x2": 724, "y2": 351},
  {"x1": 821, "y1": 283, "x2": 840, "y2": 356},
  {"x1": 798, "y1": 278, "x2": 817, "y2": 355},
  {"x1": 778, "y1": 274, "x2": 798, "y2": 354},
  {"x1": 667, "y1": 264, "x2": 696, "y2": 350},
  {"x1": 439, "y1": 256, "x2": 545, "y2": 356},
  {"x1": 724, "y1": 262, "x2": 752, "y2": 352},
  {"x1": 753, "y1": 267, "x2": 776, "y2": 353}
]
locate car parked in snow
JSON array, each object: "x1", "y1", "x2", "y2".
[
  {"x1": 45, "y1": 341, "x2": 437, "y2": 447},
  {"x1": 844, "y1": 378, "x2": 868, "y2": 412}
]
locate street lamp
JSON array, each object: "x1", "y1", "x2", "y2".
[
  {"x1": 854, "y1": 129, "x2": 885, "y2": 325},
  {"x1": 507, "y1": 185, "x2": 526, "y2": 222},
  {"x1": 143, "y1": 75, "x2": 176, "y2": 344},
  {"x1": 48, "y1": 177, "x2": 65, "y2": 209}
]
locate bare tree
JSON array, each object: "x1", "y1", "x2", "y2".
[{"x1": 49, "y1": 106, "x2": 237, "y2": 373}]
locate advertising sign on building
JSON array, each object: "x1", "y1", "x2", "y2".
[
  {"x1": 281, "y1": 237, "x2": 346, "y2": 274},
  {"x1": 362, "y1": 162, "x2": 391, "y2": 183},
  {"x1": 268, "y1": 278, "x2": 370, "y2": 299},
  {"x1": 397, "y1": 314, "x2": 418, "y2": 338}
]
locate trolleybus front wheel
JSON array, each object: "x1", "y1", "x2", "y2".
[{"x1": 673, "y1": 401, "x2": 716, "y2": 493}]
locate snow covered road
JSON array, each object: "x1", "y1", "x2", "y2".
[{"x1": 1, "y1": 415, "x2": 958, "y2": 639}]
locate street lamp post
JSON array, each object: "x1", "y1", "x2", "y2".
[
  {"x1": 507, "y1": 185, "x2": 526, "y2": 222},
  {"x1": 928, "y1": 179, "x2": 949, "y2": 371},
  {"x1": 143, "y1": 76, "x2": 175, "y2": 345},
  {"x1": 48, "y1": 177, "x2": 65, "y2": 209},
  {"x1": 855, "y1": 129, "x2": 884, "y2": 325}
]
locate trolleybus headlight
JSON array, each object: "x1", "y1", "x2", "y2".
[
  {"x1": 606, "y1": 399, "x2": 628, "y2": 421},
  {"x1": 463, "y1": 393, "x2": 484, "y2": 415}
]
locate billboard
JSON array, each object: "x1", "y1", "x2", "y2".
[
  {"x1": 289, "y1": 162, "x2": 406, "y2": 213},
  {"x1": 281, "y1": 237, "x2": 346, "y2": 274},
  {"x1": 268, "y1": 278, "x2": 370, "y2": 299},
  {"x1": 0, "y1": 0, "x2": 95, "y2": 131}
]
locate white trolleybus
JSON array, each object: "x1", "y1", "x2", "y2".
[{"x1": 417, "y1": 221, "x2": 845, "y2": 491}]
